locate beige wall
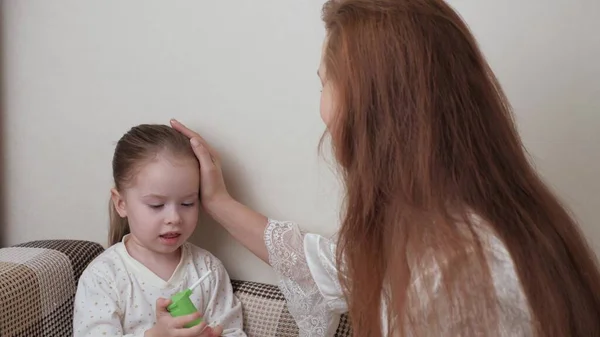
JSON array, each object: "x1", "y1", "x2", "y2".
[
  {"x1": 0, "y1": 4, "x2": 4, "y2": 247},
  {"x1": 2, "y1": 0, "x2": 599, "y2": 283}
]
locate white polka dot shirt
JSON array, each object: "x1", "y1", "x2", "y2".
[{"x1": 72, "y1": 238, "x2": 246, "y2": 336}]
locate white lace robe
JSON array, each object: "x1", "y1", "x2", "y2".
[{"x1": 264, "y1": 218, "x2": 533, "y2": 337}]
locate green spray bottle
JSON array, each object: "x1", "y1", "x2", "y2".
[{"x1": 167, "y1": 270, "x2": 213, "y2": 328}]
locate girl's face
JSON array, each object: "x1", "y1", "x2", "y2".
[
  {"x1": 319, "y1": 38, "x2": 336, "y2": 128},
  {"x1": 111, "y1": 152, "x2": 200, "y2": 255}
]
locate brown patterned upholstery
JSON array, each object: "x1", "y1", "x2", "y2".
[
  {"x1": 0, "y1": 240, "x2": 105, "y2": 337},
  {"x1": 231, "y1": 280, "x2": 352, "y2": 337},
  {"x1": 0, "y1": 240, "x2": 352, "y2": 337}
]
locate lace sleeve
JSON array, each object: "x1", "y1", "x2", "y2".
[{"x1": 264, "y1": 219, "x2": 343, "y2": 337}]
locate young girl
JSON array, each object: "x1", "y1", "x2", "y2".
[{"x1": 73, "y1": 124, "x2": 246, "y2": 337}]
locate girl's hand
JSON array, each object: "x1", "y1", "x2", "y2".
[
  {"x1": 170, "y1": 119, "x2": 232, "y2": 212},
  {"x1": 146, "y1": 298, "x2": 224, "y2": 337}
]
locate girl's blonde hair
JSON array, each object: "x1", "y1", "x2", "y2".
[{"x1": 108, "y1": 124, "x2": 196, "y2": 245}]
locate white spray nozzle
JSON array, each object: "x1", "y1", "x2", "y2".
[{"x1": 189, "y1": 270, "x2": 213, "y2": 291}]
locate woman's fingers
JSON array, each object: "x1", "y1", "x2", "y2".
[
  {"x1": 170, "y1": 119, "x2": 219, "y2": 161},
  {"x1": 170, "y1": 118, "x2": 229, "y2": 206},
  {"x1": 191, "y1": 138, "x2": 218, "y2": 169},
  {"x1": 170, "y1": 118, "x2": 202, "y2": 140}
]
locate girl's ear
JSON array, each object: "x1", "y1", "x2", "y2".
[{"x1": 111, "y1": 188, "x2": 127, "y2": 217}]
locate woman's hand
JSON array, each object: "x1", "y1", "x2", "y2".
[
  {"x1": 170, "y1": 118, "x2": 270, "y2": 263},
  {"x1": 170, "y1": 119, "x2": 231, "y2": 212}
]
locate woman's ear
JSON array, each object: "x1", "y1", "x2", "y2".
[{"x1": 111, "y1": 188, "x2": 127, "y2": 217}]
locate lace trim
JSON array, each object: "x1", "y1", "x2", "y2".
[{"x1": 264, "y1": 219, "x2": 338, "y2": 337}]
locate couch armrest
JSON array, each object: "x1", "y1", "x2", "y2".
[{"x1": 0, "y1": 239, "x2": 104, "y2": 337}]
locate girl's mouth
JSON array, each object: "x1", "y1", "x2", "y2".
[{"x1": 159, "y1": 232, "x2": 181, "y2": 245}]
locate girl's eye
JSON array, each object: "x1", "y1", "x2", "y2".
[
  {"x1": 149, "y1": 204, "x2": 164, "y2": 209},
  {"x1": 182, "y1": 202, "x2": 195, "y2": 207}
]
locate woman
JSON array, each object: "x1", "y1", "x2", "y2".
[{"x1": 172, "y1": 0, "x2": 600, "y2": 336}]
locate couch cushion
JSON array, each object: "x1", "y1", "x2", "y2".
[
  {"x1": 0, "y1": 240, "x2": 352, "y2": 337},
  {"x1": 232, "y1": 280, "x2": 352, "y2": 337},
  {"x1": 0, "y1": 240, "x2": 104, "y2": 337}
]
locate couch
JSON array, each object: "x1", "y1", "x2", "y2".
[{"x1": 0, "y1": 239, "x2": 352, "y2": 337}]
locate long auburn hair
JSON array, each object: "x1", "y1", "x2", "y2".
[{"x1": 321, "y1": 0, "x2": 600, "y2": 336}]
